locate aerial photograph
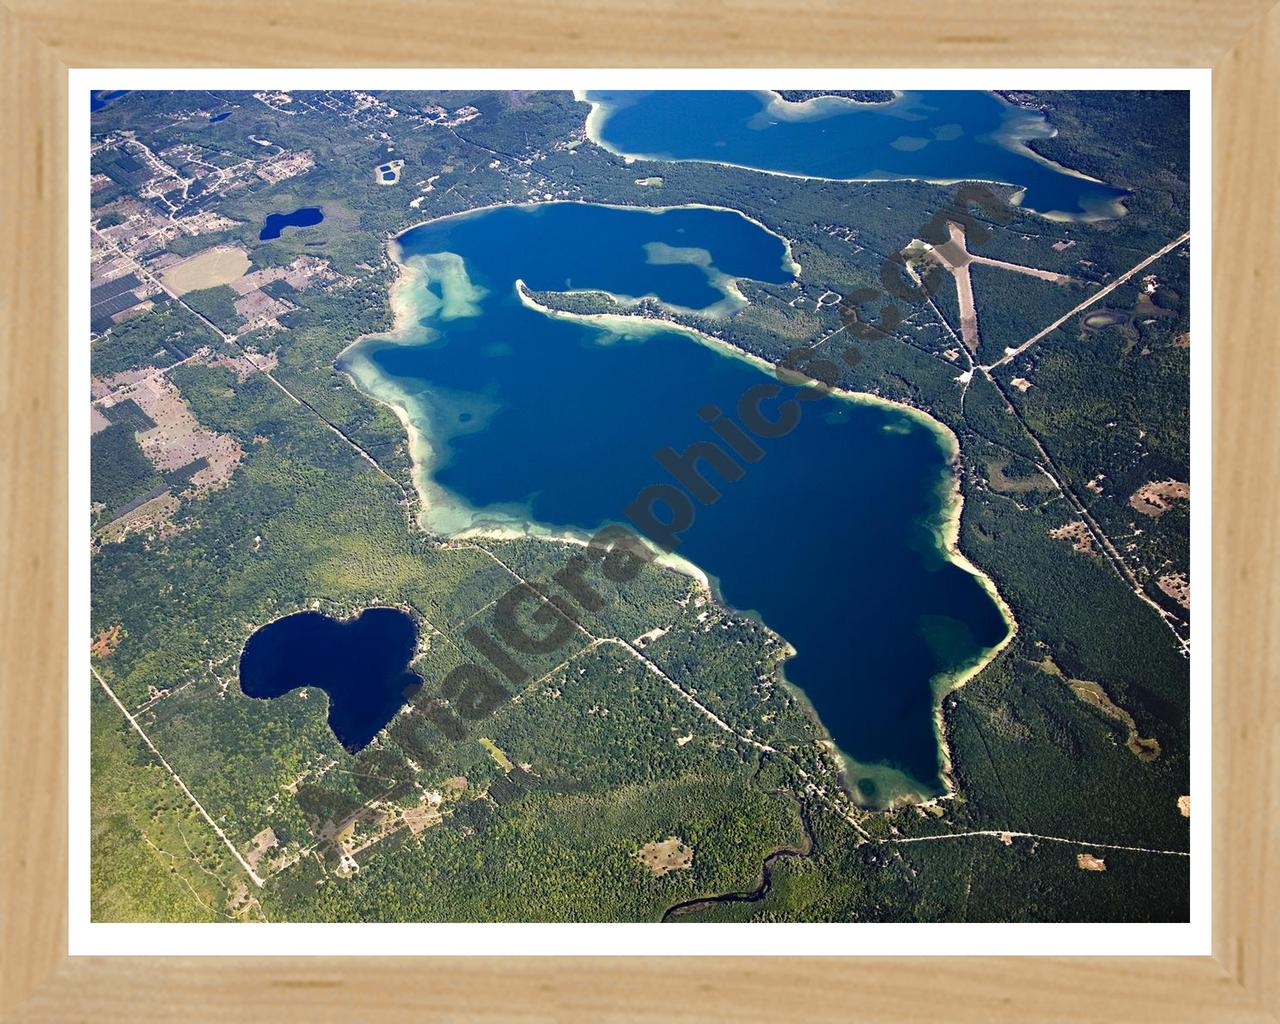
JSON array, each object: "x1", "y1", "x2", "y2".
[{"x1": 87, "y1": 87, "x2": 1192, "y2": 924}]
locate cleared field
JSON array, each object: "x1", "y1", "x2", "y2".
[
  {"x1": 161, "y1": 246, "x2": 250, "y2": 296},
  {"x1": 637, "y1": 837, "x2": 694, "y2": 876},
  {"x1": 985, "y1": 459, "x2": 1055, "y2": 494}
]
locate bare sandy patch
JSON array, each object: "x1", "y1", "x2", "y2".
[
  {"x1": 1130, "y1": 480, "x2": 1190, "y2": 518},
  {"x1": 91, "y1": 623, "x2": 123, "y2": 658},
  {"x1": 637, "y1": 837, "x2": 694, "y2": 876},
  {"x1": 1049, "y1": 520, "x2": 1097, "y2": 555},
  {"x1": 401, "y1": 803, "x2": 444, "y2": 836},
  {"x1": 206, "y1": 347, "x2": 278, "y2": 382},
  {"x1": 1077, "y1": 853, "x2": 1107, "y2": 871},
  {"x1": 1158, "y1": 572, "x2": 1190, "y2": 610},
  {"x1": 234, "y1": 288, "x2": 294, "y2": 326},
  {"x1": 1178, "y1": 795, "x2": 1190, "y2": 818},
  {"x1": 229, "y1": 254, "x2": 348, "y2": 296},
  {"x1": 921, "y1": 221, "x2": 1077, "y2": 353},
  {"x1": 970, "y1": 253, "x2": 1076, "y2": 284},
  {"x1": 375, "y1": 159, "x2": 405, "y2": 185},
  {"x1": 160, "y1": 245, "x2": 250, "y2": 295},
  {"x1": 244, "y1": 827, "x2": 279, "y2": 872},
  {"x1": 101, "y1": 374, "x2": 243, "y2": 491},
  {"x1": 95, "y1": 490, "x2": 181, "y2": 544}
]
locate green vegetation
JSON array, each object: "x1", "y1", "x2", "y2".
[
  {"x1": 261, "y1": 647, "x2": 809, "y2": 921},
  {"x1": 90, "y1": 423, "x2": 161, "y2": 514},
  {"x1": 969, "y1": 263, "x2": 1088, "y2": 364},
  {"x1": 91, "y1": 300, "x2": 218, "y2": 376},
  {"x1": 182, "y1": 284, "x2": 242, "y2": 333},
  {"x1": 1000, "y1": 90, "x2": 1190, "y2": 234},
  {"x1": 91, "y1": 684, "x2": 253, "y2": 921}
]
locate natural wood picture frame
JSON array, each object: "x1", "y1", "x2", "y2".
[{"x1": 2, "y1": 2, "x2": 1276, "y2": 1019}]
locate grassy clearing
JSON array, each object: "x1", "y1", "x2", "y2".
[{"x1": 161, "y1": 246, "x2": 250, "y2": 295}]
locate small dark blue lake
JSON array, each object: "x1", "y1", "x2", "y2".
[
  {"x1": 239, "y1": 607, "x2": 421, "y2": 751},
  {"x1": 259, "y1": 206, "x2": 325, "y2": 241},
  {"x1": 209, "y1": 111, "x2": 232, "y2": 123}
]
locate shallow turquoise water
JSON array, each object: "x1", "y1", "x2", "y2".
[
  {"x1": 343, "y1": 202, "x2": 1009, "y2": 801},
  {"x1": 584, "y1": 90, "x2": 1128, "y2": 220}
]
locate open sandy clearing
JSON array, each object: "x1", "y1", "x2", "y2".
[
  {"x1": 1129, "y1": 479, "x2": 1190, "y2": 517},
  {"x1": 637, "y1": 837, "x2": 694, "y2": 876},
  {"x1": 161, "y1": 245, "x2": 250, "y2": 295}
]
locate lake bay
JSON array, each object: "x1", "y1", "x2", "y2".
[{"x1": 582, "y1": 90, "x2": 1129, "y2": 220}]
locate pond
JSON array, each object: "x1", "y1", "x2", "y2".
[
  {"x1": 239, "y1": 607, "x2": 420, "y2": 751},
  {"x1": 259, "y1": 206, "x2": 325, "y2": 241}
]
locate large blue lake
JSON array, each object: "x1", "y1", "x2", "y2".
[
  {"x1": 583, "y1": 90, "x2": 1128, "y2": 220},
  {"x1": 341, "y1": 201, "x2": 1010, "y2": 802}
]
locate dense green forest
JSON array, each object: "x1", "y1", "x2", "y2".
[
  {"x1": 91, "y1": 300, "x2": 218, "y2": 378},
  {"x1": 90, "y1": 423, "x2": 162, "y2": 514}
]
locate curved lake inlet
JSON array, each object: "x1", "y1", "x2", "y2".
[
  {"x1": 581, "y1": 90, "x2": 1130, "y2": 220},
  {"x1": 89, "y1": 90, "x2": 130, "y2": 112},
  {"x1": 259, "y1": 206, "x2": 325, "y2": 241},
  {"x1": 340, "y1": 201, "x2": 1012, "y2": 804},
  {"x1": 238, "y1": 607, "x2": 421, "y2": 751}
]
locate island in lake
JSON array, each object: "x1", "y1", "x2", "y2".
[{"x1": 88, "y1": 87, "x2": 1192, "y2": 927}]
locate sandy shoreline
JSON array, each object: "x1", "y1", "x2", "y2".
[
  {"x1": 761, "y1": 89, "x2": 904, "y2": 120},
  {"x1": 344, "y1": 202, "x2": 1017, "y2": 810},
  {"x1": 335, "y1": 258, "x2": 445, "y2": 530},
  {"x1": 990, "y1": 94, "x2": 1131, "y2": 221},
  {"x1": 338, "y1": 241, "x2": 717, "y2": 592},
  {"x1": 575, "y1": 89, "x2": 1025, "y2": 189},
  {"x1": 389, "y1": 197, "x2": 803, "y2": 279},
  {"x1": 516, "y1": 280, "x2": 1019, "y2": 806},
  {"x1": 574, "y1": 88, "x2": 1126, "y2": 223}
]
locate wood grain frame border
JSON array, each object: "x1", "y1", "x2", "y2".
[{"x1": 2, "y1": 3, "x2": 1276, "y2": 1020}]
